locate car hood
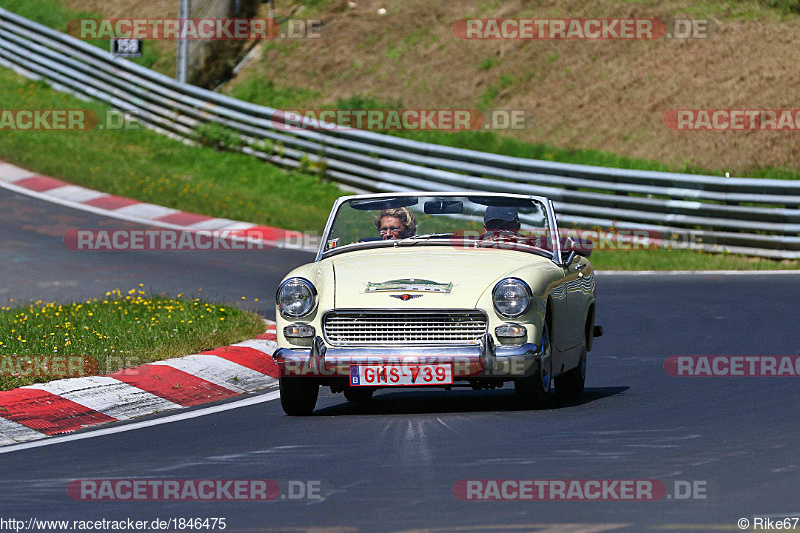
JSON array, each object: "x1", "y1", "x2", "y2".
[{"x1": 329, "y1": 247, "x2": 549, "y2": 309}]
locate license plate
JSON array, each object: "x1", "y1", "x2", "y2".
[{"x1": 350, "y1": 363, "x2": 453, "y2": 387}]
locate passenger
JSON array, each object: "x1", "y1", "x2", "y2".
[
  {"x1": 483, "y1": 206, "x2": 521, "y2": 232},
  {"x1": 374, "y1": 207, "x2": 417, "y2": 240}
]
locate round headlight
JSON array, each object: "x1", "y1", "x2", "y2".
[
  {"x1": 492, "y1": 278, "x2": 532, "y2": 318},
  {"x1": 276, "y1": 277, "x2": 317, "y2": 318}
]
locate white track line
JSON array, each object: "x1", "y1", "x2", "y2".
[
  {"x1": 0, "y1": 390, "x2": 281, "y2": 455},
  {"x1": 598, "y1": 270, "x2": 800, "y2": 275}
]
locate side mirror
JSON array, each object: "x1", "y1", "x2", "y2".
[
  {"x1": 561, "y1": 237, "x2": 593, "y2": 264},
  {"x1": 564, "y1": 250, "x2": 578, "y2": 266},
  {"x1": 575, "y1": 239, "x2": 593, "y2": 258}
]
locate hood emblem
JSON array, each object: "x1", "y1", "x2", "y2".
[
  {"x1": 391, "y1": 294, "x2": 422, "y2": 301},
  {"x1": 366, "y1": 279, "x2": 453, "y2": 294}
]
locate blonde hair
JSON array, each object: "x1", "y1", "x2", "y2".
[{"x1": 373, "y1": 207, "x2": 417, "y2": 238}]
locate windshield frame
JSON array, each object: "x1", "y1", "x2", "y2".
[{"x1": 315, "y1": 192, "x2": 562, "y2": 264}]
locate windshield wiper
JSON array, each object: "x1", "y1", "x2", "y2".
[{"x1": 394, "y1": 232, "x2": 455, "y2": 246}]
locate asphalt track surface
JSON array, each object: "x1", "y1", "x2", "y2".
[{"x1": 1, "y1": 187, "x2": 799, "y2": 532}]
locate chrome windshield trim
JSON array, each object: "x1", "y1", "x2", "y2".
[
  {"x1": 320, "y1": 239, "x2": 553, "y2": 260},
  {"x1": 547, "y1": 198, "x2": 564, "y2": 265},
  {"x1": 315, "y1": 191, "x2": 554, "y2": 262},
  {"x1": 315, "y1": 195, "x2": 352, "y2": 261}
]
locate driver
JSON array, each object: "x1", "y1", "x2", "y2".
[{"x1": 374, "y1": 207, "x2": 417, "y2": 240}]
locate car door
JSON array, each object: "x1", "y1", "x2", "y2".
[{"x1": 563, "y1": 240, "x2": 590, "y2": 350}]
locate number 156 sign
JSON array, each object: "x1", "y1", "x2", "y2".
[{"x1": 111, "y1": 38, "x2": 143, "y2": 58}]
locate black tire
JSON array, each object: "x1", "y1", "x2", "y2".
[
  {"x1": 279, "y1": 377, "x2": 319, "y2": 416},
  {"x1": 343, "y1": 385, "x2": 374, "y2": 403},
  {"x1": 556, "y1": 343, "x2": 586, "y2": 399},
  {"x1": 515, "y1": 323, "x2": 552, "y2": 409}
]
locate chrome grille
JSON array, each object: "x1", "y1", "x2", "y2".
[{"x1": 323, "y1": 310, "x2": 487, "y2": 345}]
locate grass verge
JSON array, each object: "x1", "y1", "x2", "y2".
[
  {"x1": 0, "y1": 0, "x2": 164, "y2": 71},
  {"x1": 589, "y1": 249, "x2": 799, "y2": 271},
  {"x1": 0, "y1": 68, "x2": 342, "y2": 232},
  {"x1": 0, "y1": 288, "x2": 266, "y2": 391},
  {"x1": 0, "y1": 47, "x2": 797, "y2": 269},
  {"x1": 1, "y1": 66, "x2": 798, "y2": 269}
]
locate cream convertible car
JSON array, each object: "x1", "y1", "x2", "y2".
[{"x1": 274, "y1": 193, "x2": 602, "y2": 415}]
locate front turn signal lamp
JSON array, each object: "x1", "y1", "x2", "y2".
[
  {"x1": 495, "y1": 323, "x2": 527, "y2": 339},
  {"x1": 284, "y1": 324, "x2": 316, "y2": 339}
]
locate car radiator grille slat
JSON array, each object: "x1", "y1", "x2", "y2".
[{"x1": 323, "y1": 311, "x2": 487, "y2": 345}]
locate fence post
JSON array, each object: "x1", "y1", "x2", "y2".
[{"x1": 176, "y1": 0, "x2": 189, "y2": 83}]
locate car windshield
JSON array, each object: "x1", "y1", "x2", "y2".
[{"x1": 321, "y1": 194, "x2": 553, "y2": 258}]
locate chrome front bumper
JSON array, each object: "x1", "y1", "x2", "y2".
[{"x1": 272, "y1": 335, "x2": 543, "y2": 379}]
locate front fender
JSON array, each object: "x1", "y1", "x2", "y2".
[
  {"x1": 275, "y1": 261, "x2": 334, "y2": 347},
  {"x1": 474, "y1": 260, "x2": 567, "y2": 351}
]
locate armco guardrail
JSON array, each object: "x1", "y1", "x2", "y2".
[{"x1": 1, "y1": 8, "x2": 798, "y2": 259}]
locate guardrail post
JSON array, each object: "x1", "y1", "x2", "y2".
[{"x1": 176, "y1": 0, "x2": 189, "y2": 83}]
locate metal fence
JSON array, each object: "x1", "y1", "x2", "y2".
[{"x1": 1, "y1": 7, "x2": 798, "y2": 259}]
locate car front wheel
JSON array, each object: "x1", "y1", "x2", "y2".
[
  {"x1": 279, "y1": 377, "x2": 319, "y2": 416},
  {"x1": 514, "y1": 323, "x2": 552, "y2": 409}
]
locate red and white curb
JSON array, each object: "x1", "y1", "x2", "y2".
[
  {"x1": 0, "y1": 160, "x2": 317, "y2": 252},
  {"x1": 0, "y1": 324, "x2": 279, "y2": 446},
  {"x1": 0, "y1": 160, "x2": 300, "y2": 446}
]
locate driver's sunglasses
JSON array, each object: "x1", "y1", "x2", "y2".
[{"x1": 380, "y1": 226, "x2": 404, "y2": 234}]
